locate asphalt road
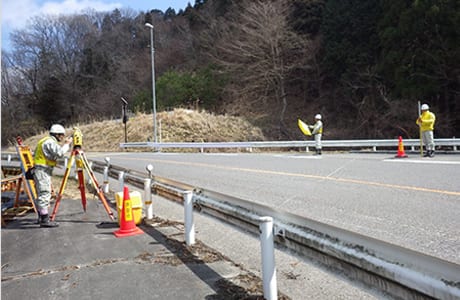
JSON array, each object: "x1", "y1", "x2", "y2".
[{"x1": 88, "y1": 152, "x2": 460, "y2": 265}]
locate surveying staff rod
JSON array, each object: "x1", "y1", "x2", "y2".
[{"x1": 418, "y1": 101, "x2": 423, "y2": 157}]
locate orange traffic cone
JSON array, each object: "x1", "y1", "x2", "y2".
[
  {"x1": 395, "y1": 136, "x2": 408, "y2": 158},
  {"x1": 114, "y1": 186, "x2": 144, "y2": 238}
]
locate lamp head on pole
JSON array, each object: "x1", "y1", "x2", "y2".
[{"x1": 145, "y1": 23, "x2": 154, "y2": 29}]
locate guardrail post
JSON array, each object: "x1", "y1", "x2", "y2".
[
  {"x1": 103, "y1": 166, "x2": 109, "y2": 193},
  {"x1": 87, "y1": 162, "x2": 93, "y2": 185},
  {"x1": 118, "y1": 171, "x2": 125, "y2": 192},
  {"x1": 73, "y1": 159, "x2": 78, "y2": 180},
  {"x1": 259, "y1": 216, "x2": 277, "y2": 300},
  {"x1": 103, "y1": 157, "x2": 110, "y2": 193},
  {"x1": 144, "y1": 178, "x2": 153, "y2": 220},
  {"x1": 184, "y1": 191, "x2": 195, "y2": 246},
  {"x1": 7, "y1": 154, "x2": 11, "y2": 164}
]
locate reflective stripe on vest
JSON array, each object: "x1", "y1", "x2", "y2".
[{"x1": 34, "y1": 136, "x2": 57, "y2": 167}]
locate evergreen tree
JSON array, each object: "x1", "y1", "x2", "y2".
[
  {"x1": 378, "y1": 0, "x2": 460, "y2": 135},
  {"x1": 321, "y1": 0, "x2": 381, "y2": 81}
]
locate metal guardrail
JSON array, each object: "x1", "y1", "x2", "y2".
[
  {"x1": 120, "y1": 138, "x2": 459, "y2": 151},
  {"x1": 90, "y1": 159, "x2": 459, "y2": 300}
]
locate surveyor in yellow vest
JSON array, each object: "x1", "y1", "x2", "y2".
[
  {"x1": 308, "y1": 114, "x2": 323, "y2": 155},
  {"x1": 416, "y1": 104, "x2": 436, "y2": 157},
  {"x1": 33, "y1": 124, "x2": 72, "y2": 227}
]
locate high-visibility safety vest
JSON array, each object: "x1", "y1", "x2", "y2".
[
  {"x1": 416, "y1": 111, "x2": 436, "y2": 132},
  {"x1": 311, "y1": 121, "x2": 323, "y2": 135},
  {"x1": 34, "y1": 136, "x2": 58, "y2": 167},
  {"x1": 317, "y1": 122, "x2": 323, "y2": 134}
]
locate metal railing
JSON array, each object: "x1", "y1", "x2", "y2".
[
  {"x1": 89, "y1": 159, "x2": 460, "y2": 300},
  {"x1": 120, "y1": 138, "x2": 459, "y2": 152}
]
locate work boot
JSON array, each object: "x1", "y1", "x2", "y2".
[
  {"x1": 423, "y1": 151, "x2": 429, "y2": 157},
  {"x1": 315, "y1": 149, "x2": 322, "y2": 155},
  {"x1": 40, "y1": 214, "x2": 59, "y2": 228},
  {"x1": 428, "y1": 150, "x2": 435, "y2": 157}
]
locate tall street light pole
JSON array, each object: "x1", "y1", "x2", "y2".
[{"x1": 145, "y1": 22, "x2": 157, "y2": 144}]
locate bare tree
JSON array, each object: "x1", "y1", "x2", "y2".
[
  {"x1": 7, "y1": 14, "x2": 101, "y2": 124},
  {"x1": 205, "y1": 0, "x2": 316, "y2": 138},
  {"x1": 5, "y1": 9, "x2": 147, "y2": 125}
]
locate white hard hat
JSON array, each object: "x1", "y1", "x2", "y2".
[
  {"x1": 421, "y1": 104, "x2": 429, "y2": 110},
  {"x1": 49, "y1": 124, "x2": 66, "y2": 134},
  {"x1": 315, "y1": 114, "x2": 322, "y2": 120}
]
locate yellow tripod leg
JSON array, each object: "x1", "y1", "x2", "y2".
[
  {"x1": 80, "y1": 151, "x2": 115, "y2": 220},
  {"x1": 75, "y1": 152, "x2": 87, "y2": 211},
  {"x1": 50, "y1": 152, "x2": 75, "y2": 221}
]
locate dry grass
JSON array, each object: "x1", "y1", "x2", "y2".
[{"x1": 18, "y1": 109, "x2": 266, "y2": 152}]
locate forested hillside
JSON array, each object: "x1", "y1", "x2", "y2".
[{"x1": 2, "y1": 0, "x2": 459, "y2": 146}]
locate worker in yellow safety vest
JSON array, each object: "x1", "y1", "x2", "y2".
[
  {"x1": 309, "y1": 114, "x2": 323, "y2": 155},
  {"x1": 33, "y1": 124, "x2": 72, "y2": 227},
  {"x1": 416, "y1": 104, "x2": 436, "y2": 157}
]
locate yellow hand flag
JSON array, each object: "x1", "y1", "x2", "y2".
[{"x1": 298, "y1": 119, "x2": 312, "y2": 136}]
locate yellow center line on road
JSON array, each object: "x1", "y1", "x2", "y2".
[{"x1": 125, "y1": 158, "x2": 460, "y2": 197}]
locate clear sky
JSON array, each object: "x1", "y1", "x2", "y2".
[{"x1": 1, "y1": 0, "x2": 192, "y2": 51}]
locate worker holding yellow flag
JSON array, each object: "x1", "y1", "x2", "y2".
[
  {"x1": 298, "y1": 114, "x2": 323, "y2": 155},
  {"x1": 309, "y1": 114, "x2": 323, "y2": 155}
]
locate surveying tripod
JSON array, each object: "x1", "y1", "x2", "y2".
[{"x1": 50, "y1": 128, "x2": 114, "y2": 221}]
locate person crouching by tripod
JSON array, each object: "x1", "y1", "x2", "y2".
[
  {"x1": 33, "y1": 124, "x2": 72, "y2": 227},
  {"x1": 309, "y1": 114, "x2": 323, "y2": 155}
]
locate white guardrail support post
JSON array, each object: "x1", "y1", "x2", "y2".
[
  {"x1": 73, "y1": 158, "x2": 78, "y2": 180},
  {"x1": 144, "y1": 178, "x2": 153, "y2": 220},
  {"x1": 87, "y1": 162, "x2": 93, "y2": 185},
  {"x1": 103, "y1": 166, "x2": 109, "y2": 193},
  {"x1": 103, "y1": 157, "x2": 110, "y2": 193},
  {"x1": 184, "y1": 190, "x2": 195, "y2": 246},
  {"x1": 259, "y1": 216, "x2": 277, "y2": 300},
  {"x1": 118, "y1": 171, "x2": 124, "y2": 192}
]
